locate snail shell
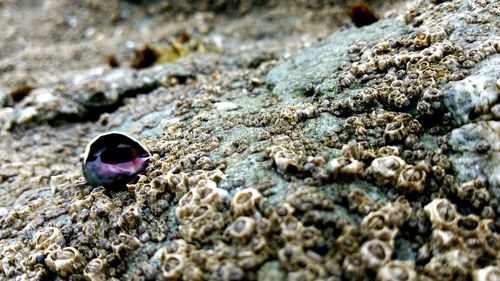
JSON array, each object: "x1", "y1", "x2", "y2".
[{"x1": 82, "y1": 132, "x2": 151, "y2": 188}]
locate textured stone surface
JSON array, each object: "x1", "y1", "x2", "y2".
[
  {"x1": 1, "y1": 0, "x2": 499, "y2": 280},
  {"x1": 449, "y1": 121, "x2": 500, "y2": 188},
  {"x1": 444, "y1": 55, "x2": 500, "y2": 125},
  {"x1": 267, "y1": 18, "x2": 407, "y2": 100}
]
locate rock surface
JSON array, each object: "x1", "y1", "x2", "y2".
[{"x1": 0, "y1": 0, "x2": 499, "y2": 280}]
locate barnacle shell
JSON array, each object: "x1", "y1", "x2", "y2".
[
  {"x1": 45, "y1": 247, "x2": 85, "y2": 278},
  {"x1": 456, "y1": 214, "x2": 481, "y2": 238},
  {"x1": 226, "y1": 216, "x2": 256, "y2": 243},
  {"x1": 376, "y1": 260, "x2": 417, "y2": 281},
  {"x1": 368, "y1": 156, "x2": 406, "y2": 185},
  {"x1": 82, "y1": 132, "x2": 151, "y2": 188},
  {"x1": 118, "y1": 204, "x2": 141, "y2": 231},
  {"x1": 299, "y1": 226, "x2": 323, "y2": 248},
  {"x1": 111, "y1": 233, "x2": 141, "y2": 260},
  {"x1": 32, "y1": 227, "x2": 65, "y2": 251},
  {"x1": 431, "y1": 229, "x2": 457, "y2": 250},
  {"x1": 384, "y1": 121, "x2": 408, "y2": 143},
  {"x1": 176, "y1": 179, "x2": 229, "y2": 220},
  {"x1": 336, "y1": 227, "x2": 360, "y2": 255},
  {"x1": 176, "y1": 189, "x2": 198, "y2": 219},
  {"x1": 231, "y1": 188, "x2": 262, "y2": 217},
  {"x1": 195, "y1": 179, "x2": 230, "y2": 205},
  {"x1": 277, "y1": 242, "x2": 307, "y2": 267},
  {"x1": 377, "y1": 146, "x2": 400, "y2": 157},
  {"x1": 329, "y1": 157, "x2": 364, "y2": 178},
  {"x1": 424, "y1": 199, "x2": 459, "y2": 229},
  {"x1": 158, "y1": 254, "x2": 186, "y2": 280},
  {"x1": 84, "y1": 258, "x2": 108, "y2": 281},
  {"x1": 348, "y1": 188, "x2": 375, "y2": 215},
  {"x1": 445, "y1": 249, "x2": 473, "y2": 277},
  {"x1": 272, "y1": 147, "x2": 303, "y2": 174},
  {"x1": 212, "y1": 260, "x2": 244, "y2": 281},
  {"x1": 473, "y1": 266, "x2": 500, "y2": 281},
  {"x1": 360, "y1": 239, "x2": 392, "y2": 270},
  {"x1": 396, "y1": 164, "x2": 427, "y2": 193},
  {"x1": 342, "y1": 253, "x2": 366, "y2": 279},
  {"x1": 236, "y1": 249, "x2": 268, "y2": 270},
  {"x1": 280, "y1": 216, "x2": 303, "y2": 242},
  {"x1": 361, "y1": 211, "x2": 398, "y2": 242}
]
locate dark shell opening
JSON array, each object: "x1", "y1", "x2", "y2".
[
  {"x1": 86, "y1": 134, "x2": 150, "y2": 162},
  {"x1": 83, "y1": 132, "x2": 151, "y2": 188}
]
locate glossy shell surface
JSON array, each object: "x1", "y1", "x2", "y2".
[{"x1": 82, "y1": 132, "x2": 151, "y2": 188}]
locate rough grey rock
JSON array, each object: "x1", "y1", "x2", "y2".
[
  {"x1": 266, "y1": 18, "x2": 407, "y2": 101},
  {"x1": 2, "y1": 0, "x2": 500, "y2": 280},
  {"x1": 443, "y1": 54, "x2": 500, "y2": 125},
  {"x1": 3, "y1": 63, "x2": 194, "y2": 127},
  {"x1": 449, "y1": 121, "x2": 500, "y2": 188}
]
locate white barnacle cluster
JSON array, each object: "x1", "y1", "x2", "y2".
[
  {"x1": 422, "y1": 197, "x2": 500, "y2": 280},
  {"x1": 176, "y1": 179, "x2": 230, "y2": 243},
  {"x1": 268, "y1": 135, "x2": 306, "y2": 174}
]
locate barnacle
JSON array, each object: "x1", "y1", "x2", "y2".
[
  {"x1": 111, "y1": 233, "x2": 141, "y2": 260},
  {"x1": 195, "y1": 179, "x2": 229, "y2": 205},
  {"x1": 234, "y1": 249, "x2": 264, "y2": 270},
  {"x1": 32, "y1": 227, "x2": 65, "y2": 251},
  {"x1": 457, "y1": 180, "x2": 491, "y2": 209},
  {"x1": 456, "y1": 214, "x2": 481, "y2": 238},
  {"x1": 377, "y1": 146, "x2": 400, "y2": 157},
  {"x1": 473, "y1": 266, "x2": 500, "y2": 281},
  {"x1": 414, "y1": 26, "x2": 447, "y2": 48},
  {"x1": 336, "y1": 227, "x2": 361, "y2": 255},
  {"x1": 231, "y1": 188, "x2": 263, "y2": 217},
  {"x1": 348, "y1": 188, "x2": 375, "y2": 215},
  {"x1": 342, "y1": 253, "x2": 366, "y2": 279},
  {"x1": 45, "y1": 247, "x2": 85, "y2": 278},
  {"x1": 481, "y1": 221, "x2": 500, "y2": 256},
  {"x1": 89, "y1": 194, "x2": 114, "y2": 219},
  {"x1": 377, "y1": 260, "x2": 417, "y2": 281},
  {"x1": 277, "y1": 242, "x2": 317, "y2": 272},
  {"x1": 387, "y1": 91, "x2": 410, "y2": 108},
  {"x1": 329, "y1": 157, "x2": 364, "y2": 178},
  {"x1": 271, "y1": 146, "x2": 303, "y2": 174},
  {"x1": 446, "y1": 249, "x2": 474, "y2": 277},
  {"x1": 299, "y1": 226, "x2": 323, "y2": 249},
  {"x1": 226, "y1": 216, "x2": 256, "y2": 243},
  {"x1": 424, "y1": 199, "x2": 459, "y2": 229},
  {"x1": 83, "y1": 258, "x2": 108, "y2": 281},
  {"x1": 396, "y1": 164, "x2": 427, "y2": 193},
  {"x1": 360, "y1": 239, "x2": 392, "y2": 270},
  {"x1": 176, "y1": 189, "x2": 198, "y2": 220},
  {"x1": 212, "y1": 261, "x2": 245, "y2": 281},
  {"x1": 421, "y1": 87, "x2": 444, "y2": 102},
  {"x1": 424, "y1": 250, "x2": 472, "y2": 280},
  {"x1": 118, "y1": 204, "x2": 141, "y2": 231},
  {"x1": 361, "y1": 211, "x2": 398, "y2": 242},
  {"x1": 280, "y1": 216, "x2": 303, "y2": 242},
  {"x1": 158, "y1": 254, "x2": 186, "y2": 280},
  {"x1": 180, "y1": 207, "x2": 225, "y2": 243},
  {"x1": 432, "y1": 229, "x2": 458, "y2": 250},
  {"x1": 384, "y1": 121, "x2": 408, "y2": 143},
  {"x1": 368, "y1": 156, "x2": 406, "y2": 185},
  {"x1": 176, "y1": 179, "x2": 229, "y2": 221},
  {"x1": 166, "y1": 239, "x2": 191, "y2": 255}
]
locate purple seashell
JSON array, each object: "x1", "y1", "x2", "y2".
[{"x1": 82, "y1": 132, "x2": 151, "y2": 188}]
